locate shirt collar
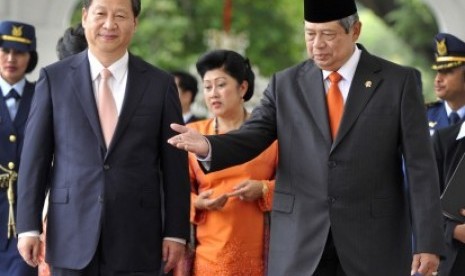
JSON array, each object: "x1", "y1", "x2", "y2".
[
  {"x1": 322, "y1": 45, "x2": 362, "y2": 82},
  {"x1": 445, "y1": 102, "x2": 465, "y2": 119},
  {"x1": 0, "y1": 76, "x2": 26, "y2": 97},
  {"x1": 87, "y1": 50, "x2": 129, "y2": 82}
]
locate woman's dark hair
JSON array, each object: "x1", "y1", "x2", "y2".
[
  {"x1": 83, "y1": 0, "x2": 141, "y2": 17},
  {"x1": 25, "y1": 51, "x2": 38, "y2": 73},
  {"x1": 56, "y1": 23, "x2": 88, "y2": 60},
  {"x1": 196, "y1": 49, "x2": 255, "y2": 102}
]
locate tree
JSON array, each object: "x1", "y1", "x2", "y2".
[
  {"x1": 358, "y1": 0, "x2": 438, "y2": 66},
  {"x1": 71, "y1": 0, "x2": 438, "y2": 99},
  {"x1": 130, "y1": 0, "x2": 304, "y2": 76}
]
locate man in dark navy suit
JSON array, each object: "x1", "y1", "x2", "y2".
[
  {"x1": 15, "y1": 0, "x2": 190, "y2": 275},
  {"x1": 0, "y1": 20, "x2": 38, "y2": 276},
  {"x1": 427, "y1": 33, "x2": 465, "y2": 135}
]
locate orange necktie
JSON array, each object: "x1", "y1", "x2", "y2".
[
  {"x1": 327, "y1": 72, "x2": 343, "y2": 139},
  {"x1": 98, "y1": 68, "x2": 118, "y2": 147}
]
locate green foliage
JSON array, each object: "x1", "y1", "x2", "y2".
[
  {"x1": 130, "y1": 0, "x2": 194, "y2": 69},
  {"x1": 384, "y1": 0, "x2": 438, "y2": 101},
  {"x1": 70, "y1": 0, "x2": 438, "y2": 101},
  {"x1": 359, "y1": 5, "x2": 437, "y2": 101},
  {"x1": 129, "y1": 0, "x2": 304, "y2": 76}
]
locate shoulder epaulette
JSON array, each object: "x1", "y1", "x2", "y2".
[{"x1": 425, "y1": 100, "x2": 442, "y2": 108}]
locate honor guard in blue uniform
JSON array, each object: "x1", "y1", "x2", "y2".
[
  {"x1": 0, "y1": 20, "x2": 38, "y2": 276},
  {"x1": 427, "y1": 33, "x2": 465, "y2": 135}
]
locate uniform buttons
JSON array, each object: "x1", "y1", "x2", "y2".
[
  {"x1": 98, "y1": 195, "x2": 104, "y2": 203},
  {"x1": 328, "y1": 197, "x2": 336, "y2": 204},
  {"x1": 9, "y1": 135, "x2": 16, "y2": 143},
  {"x1": 8, "y1": 162, "x2": 15, "y2": 170},
  {"x1": 328, "y1": 161, "x2": 337, "y2": 168},
  {"x1": 103, "y1": 164, "x2": 110, "y2": 170}
]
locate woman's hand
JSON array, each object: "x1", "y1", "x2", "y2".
[
  {"x1": 228, "y1": 180, "x2": 265, "y2": 201},
  {"x1": 194, "y1": 189, "x2": 229, "y2": 210}
]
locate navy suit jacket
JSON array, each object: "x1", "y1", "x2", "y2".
[
  {"x1": 207, "y1": 47, "x2": 445, "y2": 275},
  {"x1": 16, "y1": 51, "x2": 190, "y2": 271}
]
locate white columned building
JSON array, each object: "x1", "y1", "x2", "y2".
[{"x1": 0, "y1": 0, "x2": 464, "y2": 80}]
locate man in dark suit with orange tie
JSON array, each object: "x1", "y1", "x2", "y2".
[
  {"x1": 169, "y1": 0, "x2": 445, "y2": 275},
  {"x1": 15, "y1": 0, "x2": 190, "y2": 275}
]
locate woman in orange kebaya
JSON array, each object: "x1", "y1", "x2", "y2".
[{"x1": 188, "y1": 50, "x2": 277, "y2": 275}]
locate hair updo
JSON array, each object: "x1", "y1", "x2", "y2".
[{"x1": 196, "y1": 49, "x2": 255, "y2": 101}]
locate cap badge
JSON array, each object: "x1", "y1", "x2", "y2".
[
  {"x1": 11, "y1": 25, "x2": 23, "y2": 37},
  {"x1": 437, "y1": 38, "x2": 448, "y2": 56}
]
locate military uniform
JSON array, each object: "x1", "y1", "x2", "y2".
[
  {"x1": 428, "y1": 32, "x2": 465, "y2": 276},
  {"x1": 0, "y1": 20, "x2": 38, "y2": 276},
  {"x1": 427, "y1": 100, "x2": 449, "y2": 135},
  {"x1": 427, "y1": 33, "x2": 465, "y2": 136}
]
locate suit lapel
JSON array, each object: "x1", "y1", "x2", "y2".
[
  {"x1": 446, "y1": 138, "x2": 465, "y2": 182},
  {"x1": 70, "y1": 52, "x2": 106, "y2": 151},
  {"x1": 106, "y1": 54, "x2": 148, "y2": 155},
  {"x1": 298, "y1": 61, "x2": 332, "y2": 143},
  {"x1": 331, "y1": 50, "x2": 381, "y2": 152}
]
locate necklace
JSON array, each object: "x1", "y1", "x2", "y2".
[{"x1": 214, "y1": 108, "x2": 248, "y2": 135}]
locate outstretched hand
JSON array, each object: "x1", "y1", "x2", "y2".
[{"x1": 168, "y1": 123, "x2": 210, "y2": 157}]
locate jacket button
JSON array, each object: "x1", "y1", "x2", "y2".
[
  {"x1": 8, "y1": 162, "x2": 15, "y2": 170},
  {"x1": 103, "y1": 164, "x2": 110, "y2": 170},
  {"x1": 98, "y1": 195, "x2": 104, "y2": 203},
  {"x1": 328, "y1": 161, "x2": 337, "y2": 168},
  {"x1": 9, "y1": 135, "x2": 16, "y2": 142}
]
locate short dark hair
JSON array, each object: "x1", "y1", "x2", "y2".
[
  {"x1": 196, "y1": 50, "x2": 255, "y2": 102},
  {"x1": 83, "y1": 0, "x2": 141, "y2": 17},
  {"x1": 171, "y1": 71, "x2": 199, "y2": 104},
  {"x1": 56, "y1": 23, "x2": 88, "y2": 60},
  {"x1": 25, "y1": 51, "x2": 38, "y2": 74}
]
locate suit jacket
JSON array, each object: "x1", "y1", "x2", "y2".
[
  {"x1": 0, "y1": 80, "x2": 37, "y2": 276},
  {"x1": 16, "y1": 51, "x2": 190, "y2": 271},
  {"x1": 432, "y1": 123, "x2": 465, "y2": 275},
  {"x1": 207, "y1": 47, "x2": 445, "y2": 275}
]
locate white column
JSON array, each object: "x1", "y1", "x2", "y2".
[
  {"x1": 1, "y1": 0, "x2": 79, "y2": 80},
  {"x1": 422, "y1": 0, "x2": 465, "y2": 40}
]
